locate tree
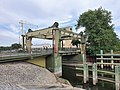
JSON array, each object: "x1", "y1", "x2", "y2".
[
  {"x1": 76, "y1": 7, "x2": 120, "y2": 55},
  {"x1": 11, "y1": 43, "x2": 22, "y2": 50},
  {"x1": 71, "y1": 39, "x2": 80, "y2": 48},
  {"x1": 0, "y1": 46, "x2": 11, "y2": 51}
]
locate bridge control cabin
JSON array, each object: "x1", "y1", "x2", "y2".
[{"x1": 25, "y1": 22, "x2": 87, "y2": 75}]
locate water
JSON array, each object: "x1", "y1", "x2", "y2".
[
  {"x1": 62, "y1": 65, "x2": 115, "y2": 90},
  {"x1": 71, "y1": 78, "x2": 115, "y2": 90}
]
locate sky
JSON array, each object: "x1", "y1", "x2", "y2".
[{"x1": 0, "y1": 0, "x2": 120, "y2": 46}]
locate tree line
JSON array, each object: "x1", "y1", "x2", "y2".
[{"x1": 0, "y1": 43, "x2": 22, "y2": 51}]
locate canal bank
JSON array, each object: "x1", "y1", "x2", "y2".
[{"x1": 62, "y1": 65, "x2": 115, "y2": 90}]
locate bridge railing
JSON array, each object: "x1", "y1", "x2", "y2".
[
  {"x1": 0, "y1": 50, "x2": 27, "y2": 57},
  {"x1": 60, "y1": 48, "x2": 80, "y2": 51},
  {"x1": 0, "y1": 49, "x2": 53, "y2": 58},
  {"x1": 31, "y1": 48, "x2": 52, "y2": 55}
]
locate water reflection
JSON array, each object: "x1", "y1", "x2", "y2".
[
  {"x1": 62, "y1": 65, "x2": 115, "y2": 90},
  {"x1": 73, "y1": 78, "x2": 115, "y2": 90}
]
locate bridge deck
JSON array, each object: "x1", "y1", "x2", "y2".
[{"x1": 0, "y1": 52, "x2": 52, "y2": 62}]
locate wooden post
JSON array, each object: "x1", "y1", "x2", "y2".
[
  {"x1": 82, "y1": 54, "x2": 88, "y2": 83},
  {"x1": 115, "y1": 65, "x2": 120, "y2": 90},
  {"x1": 93, "y1": 63, "x2": 97, "y2": 85},
  {"x1": 95, "y1": 63, "x2": 98, "y2": 83},
  {"x1": 83, "y1": 63, "x2": 88, "y2": 83},
  {"x1": 111, "y1": 50, "x2": 114, "y2": 69},
  {"x1": 86, "y1": 63, "x2": 89, "y2": 81},
  {"x1": 100, "y1": 50, "x2": 103, "y2": 69}
]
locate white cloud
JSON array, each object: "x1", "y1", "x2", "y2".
[
  {"x1": 76, "y1": 27, "x2": 86, "y2": 33},
  {"x1": 0, "y1": 0, "x2": 120, "y2": 45},
  {"x1": 0, "y1": 29, "x2": 19, "y2": 46}
]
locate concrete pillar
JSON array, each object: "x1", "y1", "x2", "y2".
[
  {"x1": 26, "y1": 37, "x2": 32, "y2": 53},
  {"x1": 53, "y1": 29, "x2": 62, "y2": 75},
  {"x1": 80, "y1": 44, "x2": 86, "y2": 54},
  {"x1": 93, "y1": 63, "x2": 97, "y2": 85},
  {"x1": 21, "y1": 35, "x2": 25, "y2": 51}
]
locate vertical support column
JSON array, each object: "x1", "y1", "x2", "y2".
[
  {"x1": 115, "y1": 65, "x2": 120, "y2": 90},
  {"x1": 53, "y1": 29, "x2": 62, "y2": 75},
  {"x1": 21, "y1": 35, "x2": 25, "y2": 51},
  {"x1": 80, "y1": 33, "x2": 88, "y2": 83},
  {"x1": 100, "y1": 50, "x2": 103, "y2": 69},
  {"x1": 80, "y1": 44, "x2": 86, "y2": 55},
  {"x1": 61, "y1": 40, "x2": 63, "y2": 50},
  {"x1": 93, "y1": 63, "x2": 97, "y2": 85},
  {"x1": 26, "y1": 37, "x2": 32, "y2": 53},
  {"x1": 111, "y1": 50, "x2": 114, "y2": 69},
  {"x1": 59, "y1": 30, "x2": 61, "y2": 51}
]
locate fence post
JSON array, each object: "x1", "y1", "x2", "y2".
[
  {"x1": 93, "y1": 63, "x2": 97, "y2": 85},
  {"x1": 82, "y1": 53, "x2": 88, "y2": 83},
  {"x1": 115, "y1": 65, "x2": 120, "y2": 90},
  {"x1": 100, "y1": 50, "x2": 103, "y2": 69},
  {"x1": 111, "y1": 50, "x2": 114, "y2": 69},
  {"x1": 83, "y1": 63, "x2": 88, "y2": 83},
  {"x1": 86, "y1": 64, "x2": 89, "y2": 81}
]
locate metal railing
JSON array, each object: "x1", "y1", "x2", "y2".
[
  {"x1": 0, "y1": 47, "x2": 80, "y2": 58},
  {"x1": 0, "y1": 49, "x2": 53, "y2": 58}
]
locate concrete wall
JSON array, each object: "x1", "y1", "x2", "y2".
[
  {"x1": 62, "y1": 54, "x2": 83, "y2": 63},
  {"x1": 46, "y1": 55, "x2": 54, "y2": 72},
  {"x1": 27, "y1": 56, "x2": 46, "y2": 67}
]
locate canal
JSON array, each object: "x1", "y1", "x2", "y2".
[{"x1": 62, "y1": 65, "x2": 115, "y2": 90}]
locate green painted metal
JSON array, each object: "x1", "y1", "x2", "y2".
[
  {"x1": 46, "y1": 55, "x2": 54, "y2": 72},
  {"x1": 54, "y1": 54, "x2": 62, "y2": 74}
]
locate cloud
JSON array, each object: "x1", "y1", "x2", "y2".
[
  {"x1": 0, "y1": 29, "x2": 19, "y2": 46},
  {"x1": 0, "y1": 0, "x2": 120, "y2": 45}
]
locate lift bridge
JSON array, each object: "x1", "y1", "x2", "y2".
[
  {"x1": 0, "y1": 22, "x2": 87, "y2": 75},
  {"x1": 1, "y1": 22, "x2": 120, "y2": 90}
]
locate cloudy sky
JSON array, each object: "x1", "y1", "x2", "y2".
[{"x1": 0, "y1": 0, "x2": 120, "y2": 46}]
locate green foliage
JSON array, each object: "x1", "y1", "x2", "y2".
[
  {"x1": 0, "y1": 43, "x2": 22, "y2": 51},
  {"x1": 0, "y1": 46, "x2": 11, "y2": 51},
  {"x1": 11, "y1": 43, "x2": 22, "y2": 49},
  {"x1": 76, "y1": 7, "x2": 120, "y2": 55},
  {"x1": 71, "y1": 39, "x2": 80, "y2": 48}
]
